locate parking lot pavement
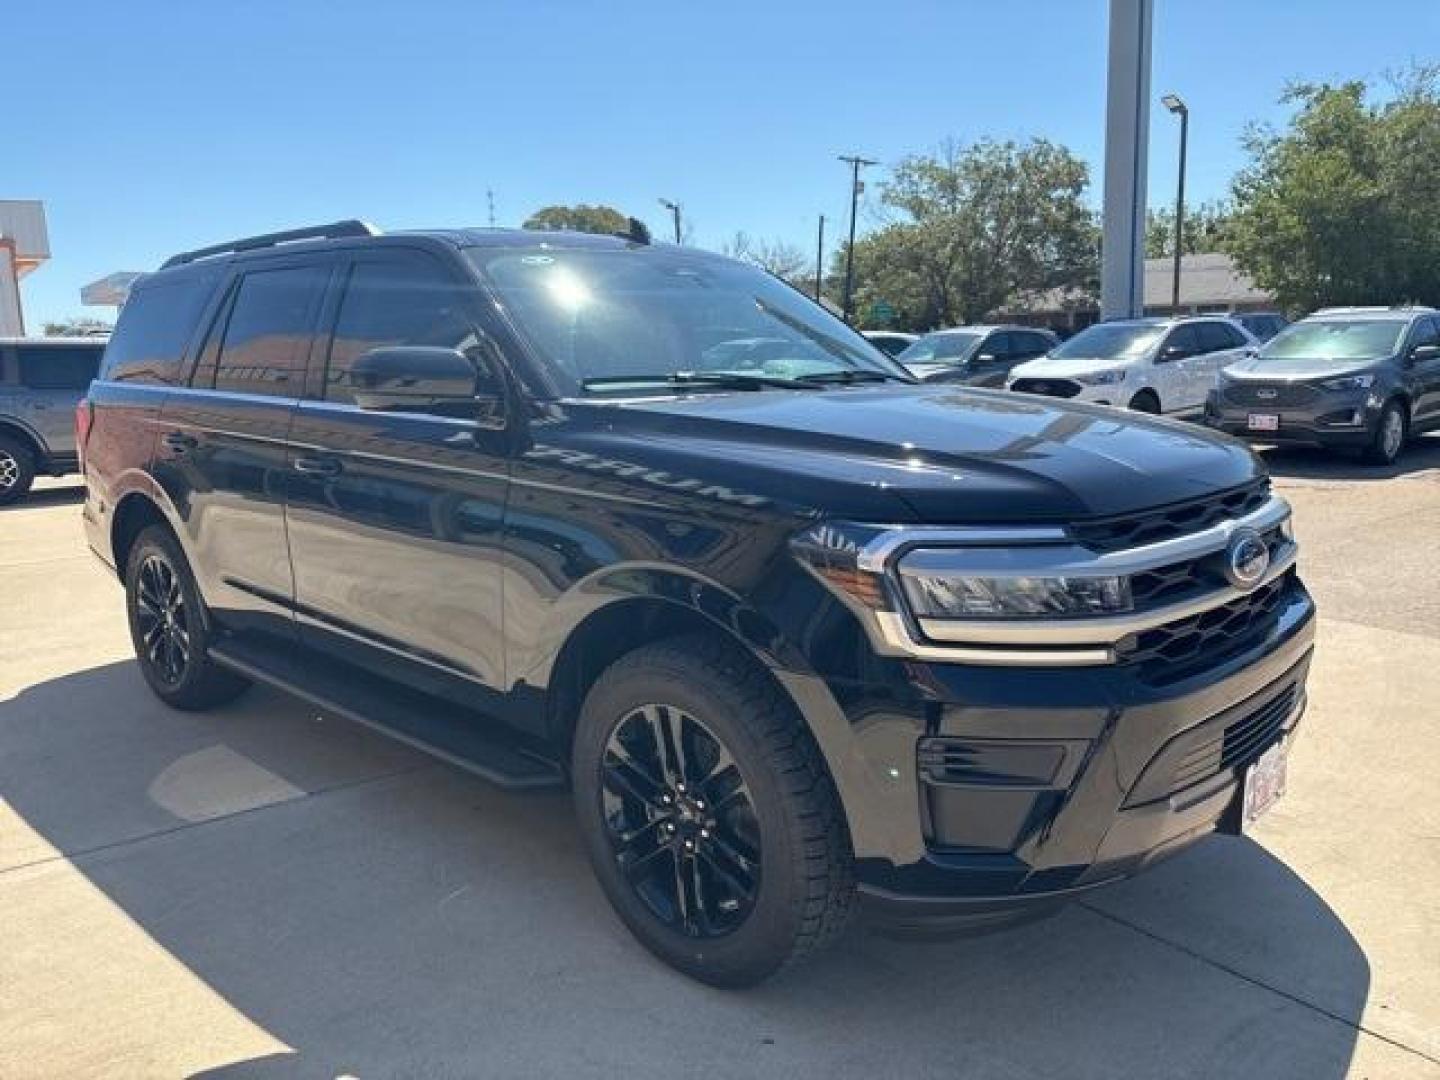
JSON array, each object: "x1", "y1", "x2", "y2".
[{"x1": 2, "y1": 453, "x2": 1438, "y2": 1080}]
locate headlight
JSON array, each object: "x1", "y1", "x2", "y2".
[
  {"x1": 1320, "y1": 373, "x2": 1375, "y2": 392},
  {"x1": 897, "y1": 563, "x2": 1131, "y2": 619},
  {"x1": 1073, "y1": 368, "x2": 1127, "y2": 386}
]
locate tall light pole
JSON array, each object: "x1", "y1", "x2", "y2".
[
  {"x1": 814, "y1": 214, "x2": 826, "y2": 302},
  {"x1": 1100, "y1": 0, "x2": 1153, "y2": 319},
  {"x1": 837, "y1": 154, "x2": 876, "y2": 324},
  {"x1": 1161, "y1": 93, "x2": 1189, "y2": 314},
  {"x1": 658, "y1": 198, "x2": 682, "y2": 245}
]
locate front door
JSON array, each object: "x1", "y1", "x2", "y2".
[
  {"x1": 1405, "y1": 316, "x2": 1440, "y2": 427},
  {"x1": 1153, "y1": 323, "x2": 1204, "y2": 413},
  {"x1": 283, "y1": 248, "x2": 513, "y2": 700}
]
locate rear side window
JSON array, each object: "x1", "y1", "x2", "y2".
[
  {"x1": 1162, "y1": 324, "x2": 1203, "y2": 357},
  {"x1": 211, "y1": 264, "x2": 329, "y2": 396},
  {"x1": 323, "y1": 255, "x2": 478, "y2": 404},
  {"x1": 17, "y1": 345, "x2": 103, "y2": 390},
  {"x1": 101, "y1": 276, "x2": 214, "y2": 385},
  {"x1": 1196, "y1": 322, "x2": 1242, "y2": 352}
]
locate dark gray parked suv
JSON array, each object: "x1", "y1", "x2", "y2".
[
  {"x1": 1207, "y1": 307, "x2": 1440, "y2": 465},
  {"x1": 0, "y1": 337, "x2": 107, "y2": 504}
]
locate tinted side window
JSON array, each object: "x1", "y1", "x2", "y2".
[
  {"x1": 1161, "y1": 325, "x2": 1202, "y2": 358},
  {"x1": 1410, "y1": 317, "x2": 1440, "y2": 349},
  {"x1": 212, "y1": 265, "x2": 329, "y2": 396},
  {"x1": 1014, "y1": 332, "x2": 1049, "y2": 359},
  {"x1": 1194, "y1": 323, "x2": 1236, "y2": 353},
  {"x1": 978, "y1": 333, "x2": 1012, "y2": 362},
  {"x1": 324, "y1": 255, "x2": 478, "y2": 404},
  {"x1": 100, "y1": 275, "x2": 215, "y2": 385},
  {"x1": 17, "y1": 346, "x2": 103, "y2": 390}
]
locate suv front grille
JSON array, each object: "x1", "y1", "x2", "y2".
[
  {"x1": 1068, "y1": 480, "x2": 1271, "y2": 553},
  {"x1": 1010, "y1": 378, "x2": 1082, "y2": 399},
  {"x1": 1223, "y1": 382, "x2": 1320, "y2": 408},
  {"x1": 1128, "y1": 525, "x2": 1289, "y2": 608},
  {"x1": 1119, "y1": 572, "x2": 1293, "y2": 676}
]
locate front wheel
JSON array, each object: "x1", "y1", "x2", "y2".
[
  {"x1": 1362, "y1": 399, "x2": 1407, "y2": 466},
  {"x1": 1127, "y1": 389, "x2": 1161, "y2": 414},
  {"x1": 572, "y1": 636, "x2": 855, "y2": 986},
  {"x1": 124, "y1": 526, "x2": 250, "y2": 710},
  {"x1": 0, "y1": 434, "x2": 36, "y2": 506}
]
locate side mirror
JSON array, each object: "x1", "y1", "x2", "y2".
[
  {"x1": 975, "y1": 352, "x2": 998, "y2": 365},
  {"x1": 350, "y1": 346, "x2": 503, "y2": 420},
  {"x1": 1409, "y1": 344, "x2": 1440, "y2": 364}
]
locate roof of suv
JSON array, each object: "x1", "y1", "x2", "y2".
[{"x1": 1306, "y1": 306, "x2": 1434, "y2": 322}]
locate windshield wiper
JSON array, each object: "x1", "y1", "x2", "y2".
[
  {"x1": 582, "y1": 372, "x2": 824, "y2": 392},
  {"x1": 793, "y1": 369, "x2": 908, "y2": 385}
]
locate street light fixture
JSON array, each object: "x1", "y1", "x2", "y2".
[
  {"x1": 1161, "y1": 93, "x2": 1189, "y2": 314},
  {"x1": 657, "y1": 198, "x2": 682, "y2": 245},
  {"x1": 837, "y1": 154, "x2": 877, "y2": 324}
]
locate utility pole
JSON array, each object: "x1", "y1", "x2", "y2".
[
  {"x1": 658, "y1": 198, "x2": 682, "y2": 244},
  {"x1": 487, "y1": 188, "x2": 496, "y2": 227},
  {"x1": 814, "y1": 214, "x2": 826, "y2": 302},
  {"x1": 1161, "y1": 94, "x2": 1189, "y2": 314},
  {"x1": 837, "y1": 154, "x2": 876, "y2": 324}
]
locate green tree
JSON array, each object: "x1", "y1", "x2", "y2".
[
  {"x1": 835, "y1": 139, "x2": 1098, "y2": 330},
  {"x1": 42, "y1": 316, "x2": 113, "y2": 336},
  {"x1": 522, "y1": 204, "x2": 631, "y2": 235},
  {"x1": 1227, "y1": 69, "x2": 1440, "y2": 311},
  {"x1": 1145, "y1": 200, "x2": 1235, "y2": 258}
]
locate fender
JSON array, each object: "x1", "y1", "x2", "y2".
[
  {"x1": 98, "y1": 469, "x2": 191, "y2": 576},
  {"x1": 0, "y1": 416, "x2": 49, "y2": 459}
]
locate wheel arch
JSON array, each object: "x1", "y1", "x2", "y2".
[
  {"x1": 0, "y1": 418, "x2": 45, "y2": 462},
  {"x1": 109, "y1": 483, "x2": 186, "y2": 581}
]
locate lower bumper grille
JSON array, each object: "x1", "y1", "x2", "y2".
[
  {"x1": 1223, "y1": 382, "x2": 1321, "y2": 408},
  {"x1": 1119, "y1": 573, "x2": 1294, "y2": 679},
  {"x1": 1011, "y1": 378, "x2": 1082, "y2": 399}
]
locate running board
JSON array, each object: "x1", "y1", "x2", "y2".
[{"x1": 209, "y1": 639, "x2": 565, "y2": 791}]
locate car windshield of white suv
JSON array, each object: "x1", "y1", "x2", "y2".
[
  {"x1": 1259, "y1": 319, "x2": 1407, "y2": 361},
  {"x1": 472, "y1": 247, "x2": 909, "y2": 394},
  {"x1": 1048, "y1": 323, "x2": 1165, "y2": 360},
  {"x1": 895, "y1": 331, "x2": 982, "y2": 366}
]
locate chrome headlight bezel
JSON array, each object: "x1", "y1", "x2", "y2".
[
  {"x1": 1318, "y1": 372, "x2": 1376, "y2": 392},
  {"x1": 1072, "y1": 367, "x2": 1128, "y2": 387}
]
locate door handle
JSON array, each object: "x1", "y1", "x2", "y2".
[
  {"x1": 292, "y1": 455, "x2": 342, "y2": 478},
  {"x1": 161, "y1": 432, "x2": 198, "y2": 454}
]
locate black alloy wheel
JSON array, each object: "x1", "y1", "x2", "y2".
[
  {"x1": 134, "y1": 553, "x2": 192, "y2": 686},
  {"x1": 601, "y1": 703, "x2": 761, "y2": 939}
]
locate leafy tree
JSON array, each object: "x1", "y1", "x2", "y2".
[
  {"x1": 522, "y1": 204, "x2": 631, "y2": 235},
  {"x1": 43, "y1": 316, "x2": 113, "y2": 336},
  {"x1": 836, "y1": 139, "x2": 1098, "y2": 330},
  {"x1": 1227, "y1": 68, "x2": 1440, "y2": 311},
  {"x1": 1145, "y1": 201, "x2": 1235, "y2": 258}
]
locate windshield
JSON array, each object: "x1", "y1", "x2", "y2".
[
  {"x1": 896, "y1": 331, "x2": 983, "y2": 366},
  {"x1": 1050, "y1": 323, "x2": 1165, "y2": 361},
  {"x1": 470, "y1": 247, "x2": 907, "y2": 394},
  {"x1": 1259, "y1": 319, "x2": 1407, "y2": 361}
]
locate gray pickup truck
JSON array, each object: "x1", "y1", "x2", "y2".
[{"x1": 0, "y1": 337, "x2": 107, "y2": 505}]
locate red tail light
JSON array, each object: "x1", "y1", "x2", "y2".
[{"x1": 75, "y1": 398, "x2": 94, "y2": 473}]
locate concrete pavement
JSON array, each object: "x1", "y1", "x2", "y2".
[{"x1": 2, "y1": 442, "x2": 1438, "y2": 1079}]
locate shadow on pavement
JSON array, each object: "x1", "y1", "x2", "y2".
[
  {"x1": 2, "y1": 661, "x2": 1371, "y2": 1079},
  {"x1": 5, "y1": 482, "x2": 86, "y2": 509},
  {"x1": 1258, "y1": 431, "x2": 1440, "y2": 480}
]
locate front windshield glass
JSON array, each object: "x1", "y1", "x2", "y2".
[
  {"x1": 895, "y1": 331, "x2": 983, "y2": 366},
  {"x1": 1259, "y1": 319, "x2": 1406, "y2": 361},
  {"x1": 1050, "y1": 323, "x2": 1165, "y2": 360},
  {"x1": 470, "y1": 247, "x2": 907, "y2": 394}
]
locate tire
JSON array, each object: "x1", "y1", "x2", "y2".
[
  {"x1": 572, "y1": 635, "x2": 855, "y2": 987},
  {"x1": 1362, "y1": 399, "x2": 1407, "y2": 466},
  {"x1": 124, "y1": 525, "x2": 250, "y2": 710},
  {"x1": 0, "y1": 433, "x2": 36, "y2": 506},
  {"x1": 1127, "y1": 389, "x2": 1161, "y2": 414}
]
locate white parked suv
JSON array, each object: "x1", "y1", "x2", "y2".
[{"x1": 1006, "y1": 317, "x2": 1257, "y2": 416}]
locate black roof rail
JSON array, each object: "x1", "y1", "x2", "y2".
[{"x1": 160, "y1": 220, "x2": 381, "y2": 269}]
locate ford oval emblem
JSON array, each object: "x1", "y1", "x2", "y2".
[
  {"x1": 1256, "y1": 388, "x2": 1278, "y2": 400},
  {"x1": 1224, "y1": 528, "x2": 1270, "y2": 591}
]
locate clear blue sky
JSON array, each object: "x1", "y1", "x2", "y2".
[{"x1": 10, "y1": 0, "x2": 1438, "y2": 326}]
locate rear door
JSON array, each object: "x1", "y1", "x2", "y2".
[
  {"x1": 1153, "y1": 324, "x2": 1204, "y2": 412},
  {"x1": 968, "y1": 332, "x2": 1014, "y2": 386},
  {"x1": 1192, "y1": 320, "x2": 1251, "y2": 407},
  {"x1": 13, "y1": 343, "x2": 103, "y2": 465},
  {"x1": 1406, "y1": 316, "x2": 1440, "y2": 426},
  {"x1": 153, "y1": 255, "x2": 334, "y2": 646},
  {"x1": 283, "y1": 247, "x2": 512, "y2": 699}
]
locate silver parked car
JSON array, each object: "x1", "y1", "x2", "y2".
[
  {"x1": 897, "y1": 325, "x2": 1058, "y2": 387},
  {"x1": 0, "y1": 337, "x2": 107, "y2": 504}
]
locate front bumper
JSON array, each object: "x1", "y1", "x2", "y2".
[
  {"x1": 1205, "y1": 386, "x2": 1378, "y2": 447},
  {"x1": 782, "y1": 573, "x2": 1316, "y2": 930}
]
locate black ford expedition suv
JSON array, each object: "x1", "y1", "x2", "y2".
[{"x1": 82, "y1": 221, "x2": 1315, "y2": 986}]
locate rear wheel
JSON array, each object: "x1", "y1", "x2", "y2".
[
  {"x1": 1362, "y1": 399, "x2": 1407, "y2": 466},
  {"x1": 0, "y1": 434, "x2": 36, "y2": 506},
  {"x1": 572, "y1": 636, "x2": 855, "y2": 987},
  {"x1": 124, "y1": 526, "x2": 250, "y2": 710},
  {"x1": 1127, "y1": 389, "x2": 1161, "y2": 414}
]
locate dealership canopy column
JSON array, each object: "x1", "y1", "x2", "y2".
[{"x1": 0, "y1": 200, "x2": 50, "y2": 336}]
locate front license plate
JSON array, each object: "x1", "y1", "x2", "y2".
[
  {"x1": 1247, "y1": 413, "x2": 1280, "y2": 432},
  {"x1": 1242, "y1": 740, "x2": 1288, "y2": 830}
]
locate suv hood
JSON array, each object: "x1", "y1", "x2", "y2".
[
  {"x1": 1009, "y1": 355, "x2": 1135, "y2": 379},
  {"x1": 1224, "y1": 354, "x2": 1387, "y2": 380},
  {"x1": 549, "y1": 385, "x2": 1261, "y2": 524}
]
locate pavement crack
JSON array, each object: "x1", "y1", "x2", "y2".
[
  {"x1": 1078, "y1": 900, "x2": 1440, "y2": 1068},
  {"x1": 0, "y1": 761, "x2": 437, "y2": 878}
]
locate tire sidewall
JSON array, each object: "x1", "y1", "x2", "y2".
[
  {"x1": 124, "y1": 528, "x2": 213, "y2": 704},
  {"x1": 0, "y1": 435, "x2": 36, "y2": 506},
  {"x1": 1128, "y1": 390, "x2": 1160, "y2": 414},
  {"x1": 572, "y1": 651, "x2": 813, "y2": 986},
  {"x1": 1368, "y1": 400, "x2": 1407, "y2": 465}
]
